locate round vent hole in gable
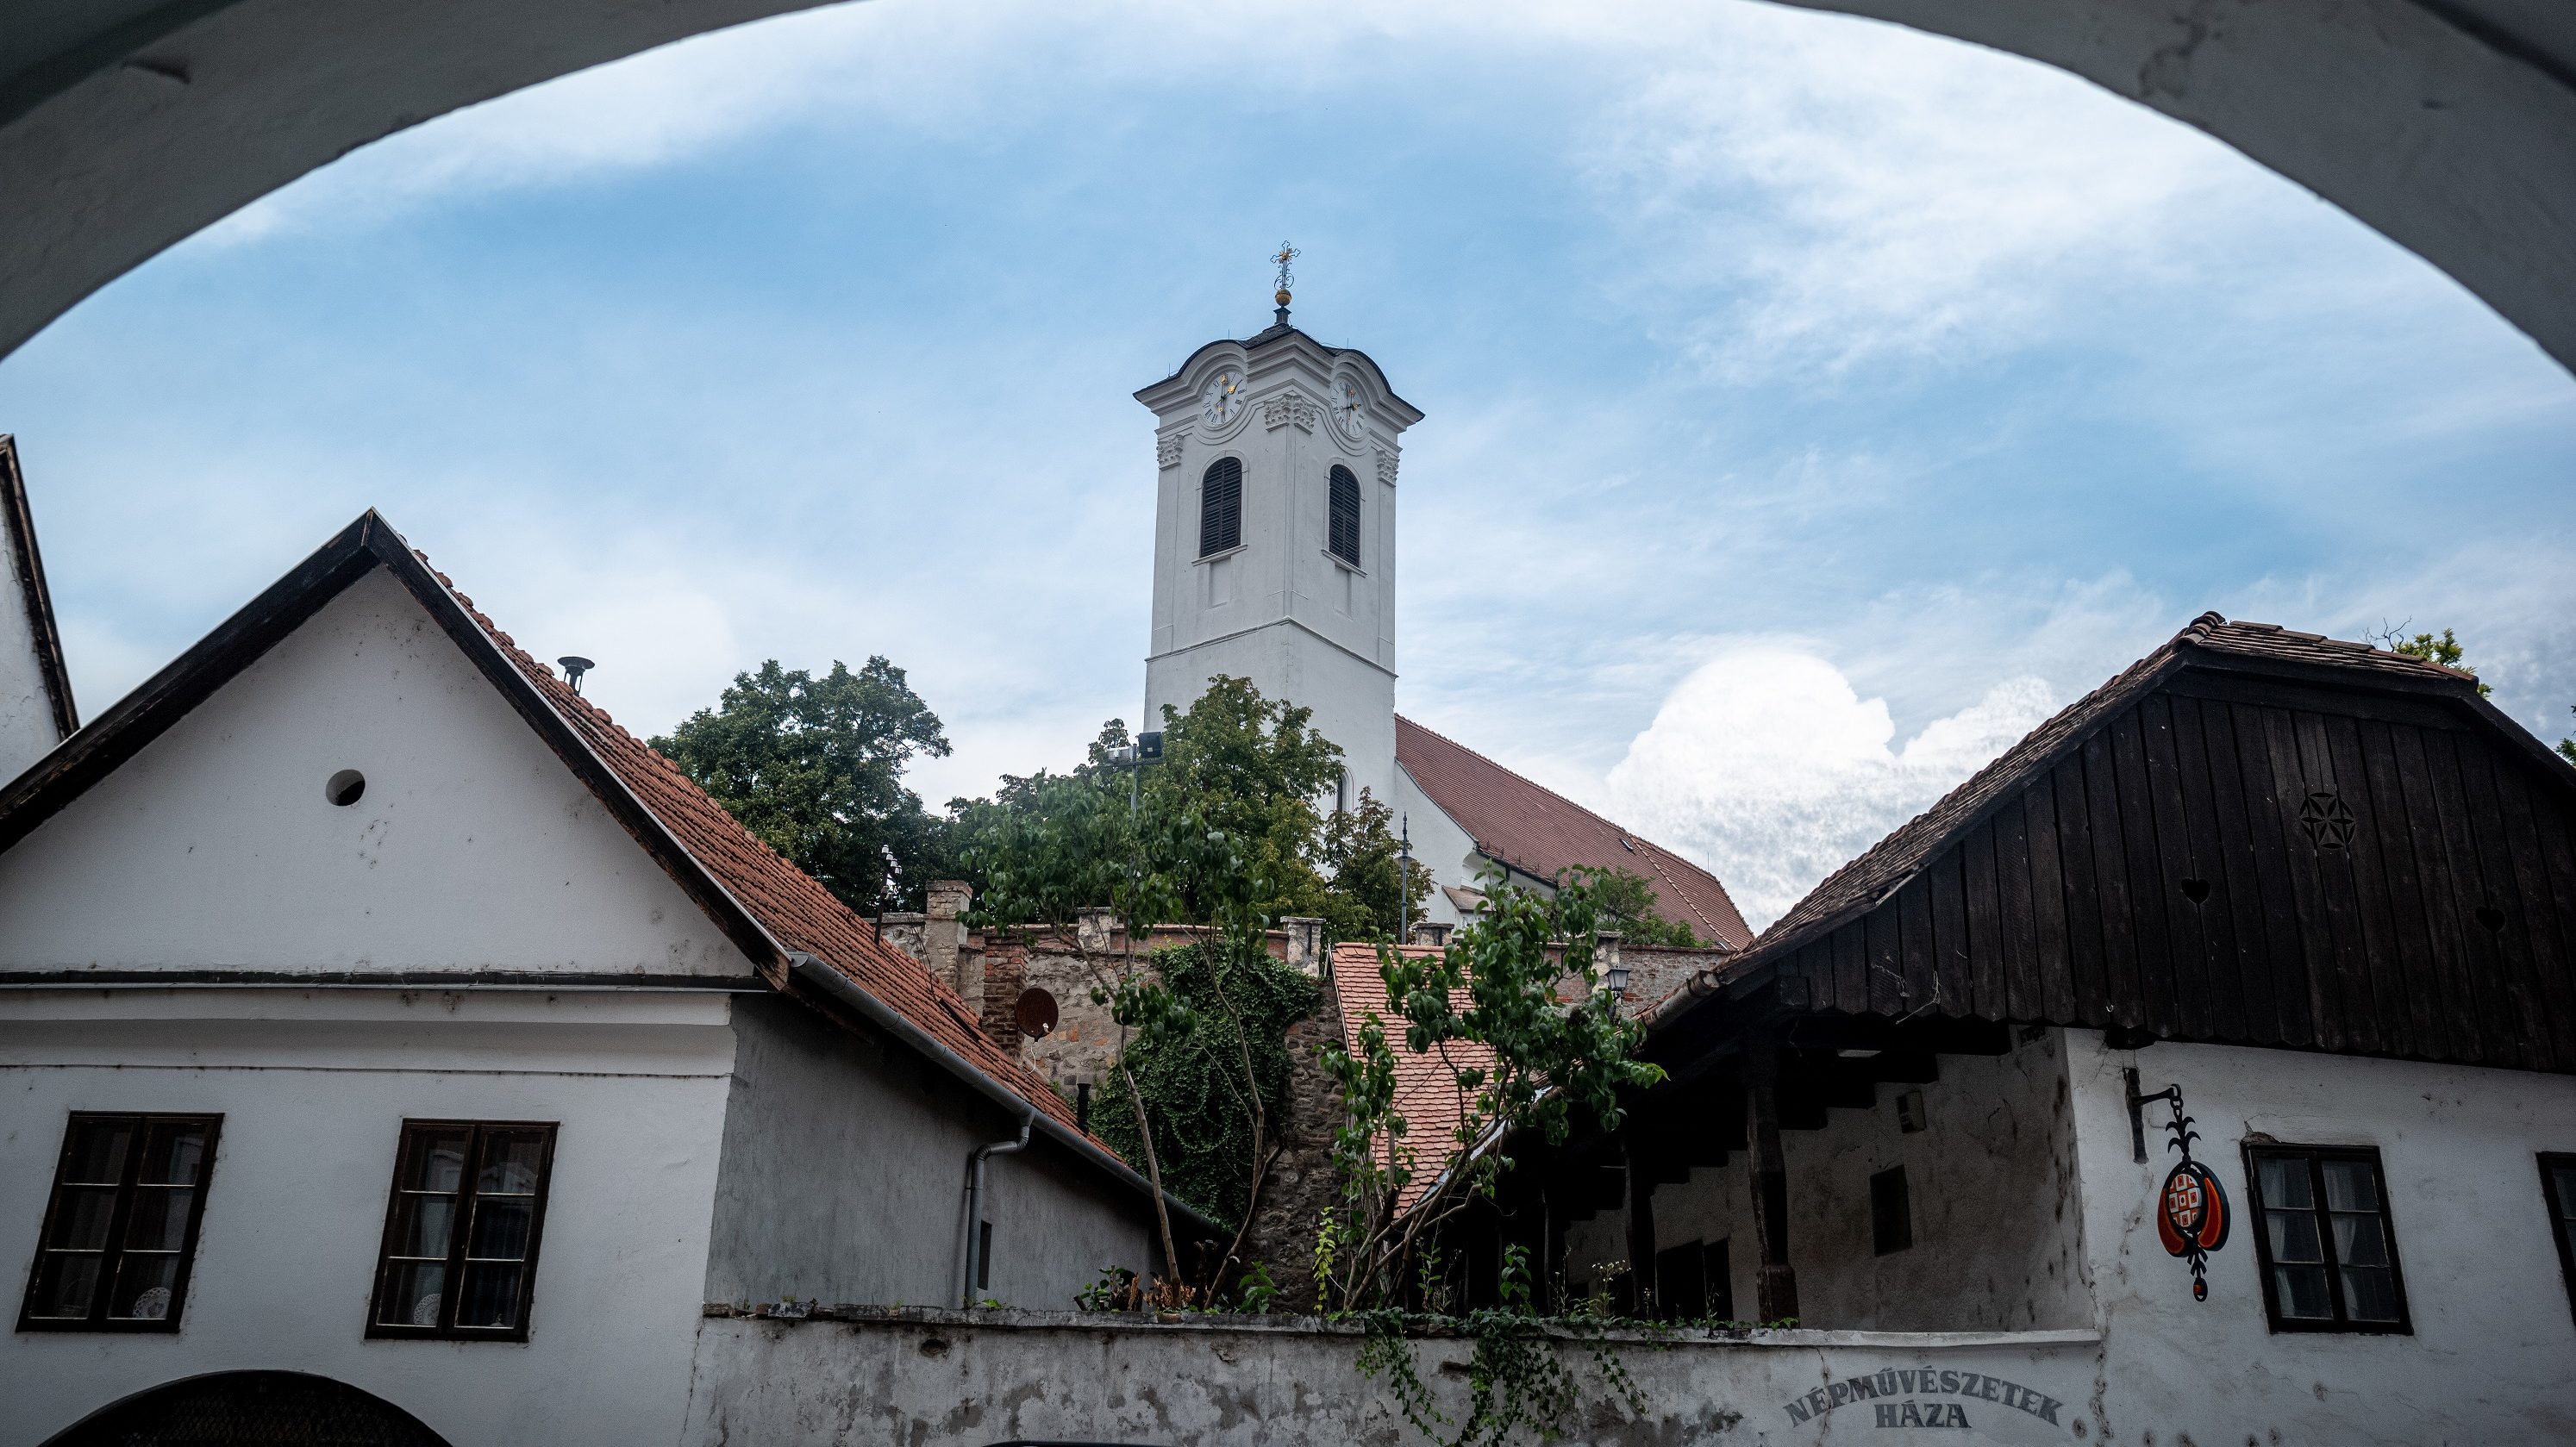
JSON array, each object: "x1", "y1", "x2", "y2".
[{"x1": 327, "y1": 769, "x2": 367, "y2": 807}]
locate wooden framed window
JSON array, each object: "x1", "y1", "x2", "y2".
[
  {"x1": 1326, "y1": 464, "x2": 1361, "y2": 565},
  {"x1": 2244, "y1": 1145, "x2": 2410, "y2": 1333},
  {"x1": 19, "y1": 1113, "x2": 221, "y2": 1333},
  {"x1": 1871, "y1": 1166, "x2": 1912, "y2": 1255},
  {"x1": 2540, "y1": 1153, "x2": 2576, "y2": 1327},
  {"x1": 1198, "y1": 458, "x2": 1242, "y2": 557},
  {"x1": 367, "y1": 1120, "x2": 556, "y2": 1341}
]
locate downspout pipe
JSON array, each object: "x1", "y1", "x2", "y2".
[
  {"x1": 960, "y1": 1108, "x2": 1034, "y2": 1307},
  {"x1": 784, "y1": 952, "x2": 1221, "y2": 1239}
]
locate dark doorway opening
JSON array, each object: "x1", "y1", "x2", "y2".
[{"x1": 43, "y1": 1370, "x2": 450, "y2": 1447}]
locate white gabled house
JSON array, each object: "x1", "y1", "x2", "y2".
[{"x1": 0, "y1": 512, "x2": 1202, "y2": 1446}]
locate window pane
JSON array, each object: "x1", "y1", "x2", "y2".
[
  {"x1": 476, "y1": 1133, "x2": 545, "y2": 1195},
  {"x1": 109, "y1": 1254, "x2": 180, "y2": 1320},
  {"x1": 455, "y1": 1263, "x2": 524, "y2": 1329},
  {"x1": 2257, "y1": 1155, "x2": 2313, "y2": 1210},
  {"x1": 122, "y1": 1188, "x2": 195, "y2": 1252},
  {"x1": 61, "y1": 1118, "x2": 135, "y2": 1186},
  {"x1": 2342, "y1": 1264, "x2": 2402, "y2": 1322},
  {"x1": 2267, "y1": 1209, "x2": 2324, "y2": 1264},
  {"x1": 468, "y1": 1197, "x2": 534, "y2": 1260},
  {"x1": 391, "y1": 1195, "x2": 456, "y2": 1257},
  {"x1": 2551, "y1": 1164, "x2": 2576, "y2": 1222},
  {"x1": 2322, "y1": 1158, "x2": 2379, "y2": 1213},
  {"x1": 137, "y1": 1123, "x2": 209, "y2": 1186},
  {"x1": 408, "y1": 1130, "x2": 471, "y2": 1192},
  {"x1": 377, "y1": 1262, "x2": 447, "y2": 1327},
  {"x1": 45, "y1": 1185, "x2": 119, "y2": 1251},
  {"x1": 2274, "y1": 1263, "x2": 2334, "y2": 1318},
  {"x1": 28, "y1": 1255, "x2": 103, "y2": 1319},
  {"x1": 2332, "y1": 1212, "x2": 2390, "y2": 1268}
]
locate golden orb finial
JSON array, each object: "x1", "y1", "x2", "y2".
[{"x1": 1271, "y1": 241, "x2": 1299, "y2": 324}]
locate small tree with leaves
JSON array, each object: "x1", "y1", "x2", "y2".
[
  {"x1": 1585, "y1": 865, "x2": 1702, "y2": 948},
  {"x1": 1317, "y1": 866, "x2": 1666, "y2": 1444}
]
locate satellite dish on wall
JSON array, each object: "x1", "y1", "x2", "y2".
[{"x1": 1014, "y1": 988, "x2": 1060, "y2": 1039}]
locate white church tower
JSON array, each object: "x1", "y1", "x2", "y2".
[{"x1": 1134, "y1": 254, "x2": 1422, "y2": 811}]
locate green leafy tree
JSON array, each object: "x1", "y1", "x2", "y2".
[
  {"x1": 652, "y1": 658, "x2": 950, "y2": 913},
  {"x1": 1319, "y1": 865, "x2": 1668, "y2": 1445},
  {"x1": 1316, "y1": 865, "x2": 1664, "y2": 1313},
  {"x1": 1321, "y1": 792, "x2": 1436, "y2": 942},
  {"x1": 2556, "y1": 707, "x2": 2575, "y2": 767},
  {"x1": 1584, "y1": 866, "x2": 1700, "y2": 948},
  {"x1": 2378, "y1": 625, "x2": 2493, "y2": 697},
  {"x1": 952, "y1": 677, "x2": 1426, "y2": 936}
]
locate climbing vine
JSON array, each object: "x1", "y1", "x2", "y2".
[{"x1": 1092, "y1": 939, "x2": 1320, "y2": 1236}]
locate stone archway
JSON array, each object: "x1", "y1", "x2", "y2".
[
  {"x1": 41, "y1": 1370, "x2": 451, "y2": 1447},
  {"x1": 0, "y1": 0, "x2": 2570, "y2": 371}
]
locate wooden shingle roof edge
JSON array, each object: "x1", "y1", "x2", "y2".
[
  {"x1": 0, "y1": 436, "x2": 76, "y2": 740},
  {"x1": 0, "y1": 508, "x2": 1218, "y2": 1242},
  {"x1": 1641, "y1": 611, "x2": 2568, "y2": 1034}
]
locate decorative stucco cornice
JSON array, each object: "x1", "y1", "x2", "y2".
[
  {"x1": 1262, "y1": 387, "x2": 1318, "y2": 432},
  {"x1": 1375, "y1": 447, "x2": 1399, "y2": 487},
  {"x1": 1156, "y1": 432, "x2": 1185, "y2": 469}
]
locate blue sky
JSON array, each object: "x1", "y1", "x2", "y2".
[{"x1": 3, "y1": 0, "x2": 2570, "y2": 923}]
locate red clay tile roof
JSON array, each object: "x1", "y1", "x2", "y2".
[
  {"x1": 1330, "y1": 940, "x2": 1497, "y2": 1208},
  {"x1": 1396, "y1": 715, "x2": 1752, "y2": 949},
  {"x1": 426, "y1": 564, "x2": 1091, "y2": 1143},
  {"x1": 1748, "y1": 613, "x2": 2483, "y2": 961}
]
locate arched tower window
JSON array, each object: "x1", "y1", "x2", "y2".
[
  {"x1": 1327, "y1": 464, "x2": 1361, "y2": 566},
  {"x1": 1199, "y1": 457, "x2": 1242, "y2": 557}
]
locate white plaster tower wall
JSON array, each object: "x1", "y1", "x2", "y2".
[{"x1": 1135, "y1": 322, "x2": 1422, "y2": 811}]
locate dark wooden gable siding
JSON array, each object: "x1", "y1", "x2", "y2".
[{"x1": 1775, "y1": 671, "x2": 2576, "y2": 1072}]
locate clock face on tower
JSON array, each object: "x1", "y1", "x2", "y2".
[
  {"x1": 1335, "y1": 376, "x2": 1367, "y2": 440},
  {"x1": 1201, "y1": 370, "x2": 1246, "y2": 427}
]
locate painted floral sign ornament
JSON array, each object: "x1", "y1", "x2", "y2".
[{"x1": 2145, "y1": 1084, "x2": 2230, "y2": 1300}]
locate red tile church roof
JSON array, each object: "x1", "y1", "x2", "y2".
[{"x1": 1396, "y1": 715, "x2": 1752, "y2": 949}]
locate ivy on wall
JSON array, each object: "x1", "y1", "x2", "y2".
[{"x1": 1094, "y1": 941, "x2": 1320, "y2": 1233}]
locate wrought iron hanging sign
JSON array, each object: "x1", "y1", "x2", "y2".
[{"x1": 2134, "y1": 1081, "x2": 2230, "y2": 1300}]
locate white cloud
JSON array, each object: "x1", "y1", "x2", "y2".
[
  {"x1": 1581, "y1": 5, "x2": 2279, "y2": 374},
  {"x1": 1606, "y1": 645, "x2": 2057, "y2": 927}
]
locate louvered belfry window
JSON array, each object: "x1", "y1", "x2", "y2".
[
  {"x1": 1199, "y1": 458, "x2": 1242, "y2": 557},
  {"x1": 1328, "y1": 465, "x2": 1361, "y2": 566}
]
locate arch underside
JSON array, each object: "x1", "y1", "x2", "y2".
[
  {"x1": 41, "y1": 1369, "x2": 452, "y2": 1447},
  {"x1": 0, "y1": 0, "x2": 2568, "y2": 372}
]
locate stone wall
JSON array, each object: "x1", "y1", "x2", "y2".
[
  {"x1": 684, "y1": 1307, "x2": 2107, "y2": 1446},
  {"x1": 1236, "y1": 981, "x2": 1347, "y2": 1311}
]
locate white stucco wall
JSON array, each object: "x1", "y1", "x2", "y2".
[
  {"x1": 0, "y1": 987, "x2": 736, "y2": 1447},
  {"x1": 1391, "y1": 765, "x2": 1485, "y2": 925},
  {"x1": 1568, "y1": 1032, "x2": 2088, "y2": 1332},
  {"x1": 704, "y1": 995, "x2": 1154, "y2": 1313},
  {"x1": 0, "y1": 502, "x2": 59, "y2": 783},
  {"x1": 0, "y1": 566, "x2": 748, "y2": 978},
  {"x1": 2063, "y1": 1029, "x2": 2576, "y2": 1443}
]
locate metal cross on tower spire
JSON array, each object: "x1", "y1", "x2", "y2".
[{"x1": 1272, "y1": 240, "x2": 1298, "y2": 324}]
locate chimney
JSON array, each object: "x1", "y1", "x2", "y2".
[
  {"x1": 925, "y1": 880, "x2": 975, "y2": 1009},
  {"x1": 1076, "y1": 907, "x2": 1116, "y2": 957},
  {"x1": 1282, "y1": 917, "x2": 1325, "y2": 977},
  {"x1": 1407, "y1": 921, "x2": 1453, "y2": 950}
]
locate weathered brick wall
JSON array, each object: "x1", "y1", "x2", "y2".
[{"x1": 978, "y1": 939, "x2": 1029, "y2": 1052}]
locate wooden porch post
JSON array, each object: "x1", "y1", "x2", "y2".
[
  {"x1": 1623, "y1": 1135, "x2": 1658, "y2": 1318},
  {"x1": 1744, "y1": 1037, "x2": 1801, "y2": 1323}
]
